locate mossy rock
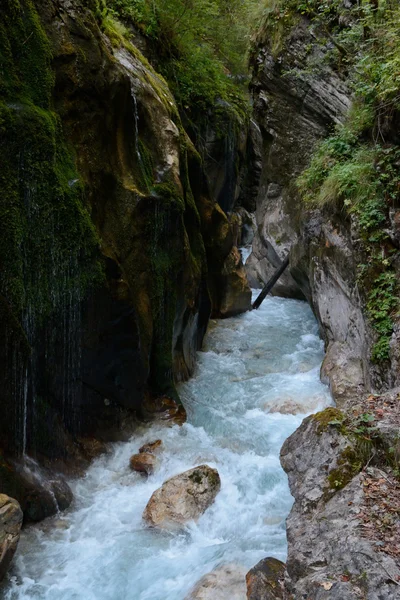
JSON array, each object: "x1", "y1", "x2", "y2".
[{"x1": 312, "y1": 407, "x2": 346, "y2": 434}]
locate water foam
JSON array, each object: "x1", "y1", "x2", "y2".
[{"x1": 4, "y1": 295, "x2": 332, "y2": 600}]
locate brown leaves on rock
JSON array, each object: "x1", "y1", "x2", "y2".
[
  {"x1": 353, "y1": 391, "x2": 400, "y2": 431},
  {"x1": 347, "y1": 390, "x2": 400, "y2": 567},
  {"x1": 357, "y1": 471, "x2": 400, "y2": 564}
]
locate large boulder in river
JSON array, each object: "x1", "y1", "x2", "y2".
[
  {"x1": 185, "y1": 564, "x2": 247, "y2": 599},
  {"x1": 143, "y1": 465, "x2": 221, "y2": 530},
  {"x1": 246, "y1": 558, "x2": 285, "y2": 600},
  {"x1": 0, "y1": 495, "x2": 23, "y2": 582}
]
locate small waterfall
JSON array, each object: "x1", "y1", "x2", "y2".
[
  {"x1": 131, "y1": 85, "x2": 142, "y2": 163},
  {"x1": 4, "y1": 127, "x2": 86, "y2": 457},
  {"x1": 20, "y1": 457, "x2": 60, "y2": 514}
]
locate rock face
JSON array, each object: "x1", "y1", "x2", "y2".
[
  {"x1": 143, "y1": 465, "x2": 221, "y2": 530},
  {"x1": 281, "y1": 411, "x2": 400, "y2": 599},
  {"x1": 0, "y1": 458, "x2": 73, "y2": 523},
  {"x1": 0, "y1": 495, "x2": 23, "y2": 582},
  {"x1": 186, "y1": 564, "x2": 247, "y2": 600},
  {"x1": 246, "y1": 558, "x2": 285, "y2": 600},
  {"x1": 249, "y1": 13, "x2": 377, "y2": 402},
  {"x1": 130, "y1": 453, "x2": 157, "y2": 476},
  {"x1": 0, "y1": 0, "x2": 251, "y2": 514}
]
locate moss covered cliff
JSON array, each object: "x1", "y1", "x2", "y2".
[{"x1": 0, "y1": 0, "x2": 252, "y2": 471}]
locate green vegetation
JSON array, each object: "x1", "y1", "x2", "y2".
[
  {"x1": 312, "y1": 407, "x2": 346, "y2": 434},
  {"x1": 312, "y1": 408, "x2": 395, "y2": 490},
  {"x1": 268, "y1": 0, "x2": 400, "y2": 363},
  {"x1": 99, "y1": 0, "x2": 262, "y2": 121},
  {"x1": 0, "y1": 0, "x2": 101, "y2": 325}
]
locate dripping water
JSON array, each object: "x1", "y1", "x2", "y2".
[{"x1": 131, "y1": 86, "x2": 142, "y2": 164}]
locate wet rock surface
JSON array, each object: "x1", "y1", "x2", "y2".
[
  {"x1": 129, "y1": 453, "x2": 157, "y2": 476},
  {"x1": 0, "y1": 0, "x2": 252, "y2": 470},
  {"x1": 139, "y1": 440, "x2": 162, "y2": 454},
  {"x1": 143, "y1": 465, "x2": 221, "y2": 530},
  {"x1": 246, "y1": 557, "x2": 284, "y2": 600},
  {"x1": 0, "y1": 458, "x2": 73, "y2": 523},
  {"x1": 186, "y1": 564, "x2": 247, "y2": 600},
  {"x1": 0, "y1": 495, "x2": 23, "y2": 582}
]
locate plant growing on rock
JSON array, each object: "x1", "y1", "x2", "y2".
[{"x1": 293, "y1": 0, "x2": 400, "y2": 363}]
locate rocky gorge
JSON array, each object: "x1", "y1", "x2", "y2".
[{"x1": 1, "y1": 0, "x2": 400, "y2": 598}]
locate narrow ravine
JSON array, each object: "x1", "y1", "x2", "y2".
[{"x1": 5, "y1": 295, "x2": 332, "y2": 600}]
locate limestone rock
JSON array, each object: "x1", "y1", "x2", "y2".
[
  {"x1": 143, "y1": 465, "x2": 221, "y2": 530},
  {"x1": 0, "y1": 494, "x2": 23, "y2": 581},
  {"x1": 130, "y1": 453, "x2": 157, "y2": 476},
  {"x1": 139, "y1": 440, "x2": 162, "y2": 454},
  {"x1": 249, "y1": 9, "x2": 379, "y2": 393},
  {"x1": 219, "y1": 247, "x2": 252, "y2": 318},
  {"x1": 185, "y1": 564, "x2": 247, "y2": 600},
  {"x1": 246, "y1": 558, "x2": 285, "y2": 600},
  {"x1": 321, "y1": 341, "x2": 366, "y2": 407},
  {"x1": 281, "y1": 412, "x2": 400, "y2": 599}
]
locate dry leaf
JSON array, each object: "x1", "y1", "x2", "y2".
[{"x1": 321, "y1": 582, "x2": 333, "y2": 590}]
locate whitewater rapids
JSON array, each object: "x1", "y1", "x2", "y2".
[{"x1": 4, "y1": 294, "x2": 332, "y2": 600}]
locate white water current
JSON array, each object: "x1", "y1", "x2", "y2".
[{"x1": 4, "y1": 294, "x2": 332, "y2": 600}]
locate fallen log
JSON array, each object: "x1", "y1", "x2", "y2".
[{"x1": 252, "y1": 255, "x2": 290, "y2": 310}]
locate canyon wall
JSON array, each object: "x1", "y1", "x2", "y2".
[
  {"x1": 0, "y1": 0, "x2": 252, "y2": 514},
  {"x1": 250, "y1": 2, "x2": 400, "y2": 597}
]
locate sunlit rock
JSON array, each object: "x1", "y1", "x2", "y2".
[
  {"x1": 185, "y1": 564, "x2": 247, "y2": 599},
  {"x1": 130, "y1": 453, "x2": 157, "y2": 476},
  {"x1": 143, "y1": 465, "x2": 221, "y2": 530}
]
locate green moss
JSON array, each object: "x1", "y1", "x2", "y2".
[
  {"x1": 0, "y1": 1, "x2": 102, "y2": 324},
  {"x1": 137, "y1": 139, "x2": 154, "y2": 191},
  {"x1": 189, "y1": 470, "x2": 203, "y2": 485},
  {"x1": 254, "y1": 3, "x2": 300, "y2": 58},
  {"x1": 312, "y1": 407, "x2": 345, "y2": 434},
  {"x1": 0, "y1": 0, "x2": 53, "y2": 106},
  {"x1": 327, "y1": 444, "x2": 365, "y2": 490}
]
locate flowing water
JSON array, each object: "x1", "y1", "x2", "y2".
[{"x1": 4, "y1": 294, "x2": 332, "y2": 600}]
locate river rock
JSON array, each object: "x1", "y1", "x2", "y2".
[
  {"x1": 139, "y1": 440, "x2": 162, "y2": 454},
  {"x1": 185, "y1": 564, "x2": 247, "y2": 599},
  {"x1": 24, "y1": 475, "x2": 73, "y2": 522},
  {"x1": 142, "y1": 396, "x2": 187, "y2": 426},
  {"x1": 143, "y1": 465, "x2": 221, "y2": 530},
  {"x1": 267, "y1": 398, "x2": 305, "y2": 415},
  {"x1": 130, "y1": 453, "x2": 157, "y2": 476},
  {"x1": 0, "y1": 495, "x2": 23, "y2": 582},
  {"x1": 246, "y1": 558, "x2": 285, "y2": 600},
  {"x1": 0, "y1": 456, "x2": 73, "y2": 523}
]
